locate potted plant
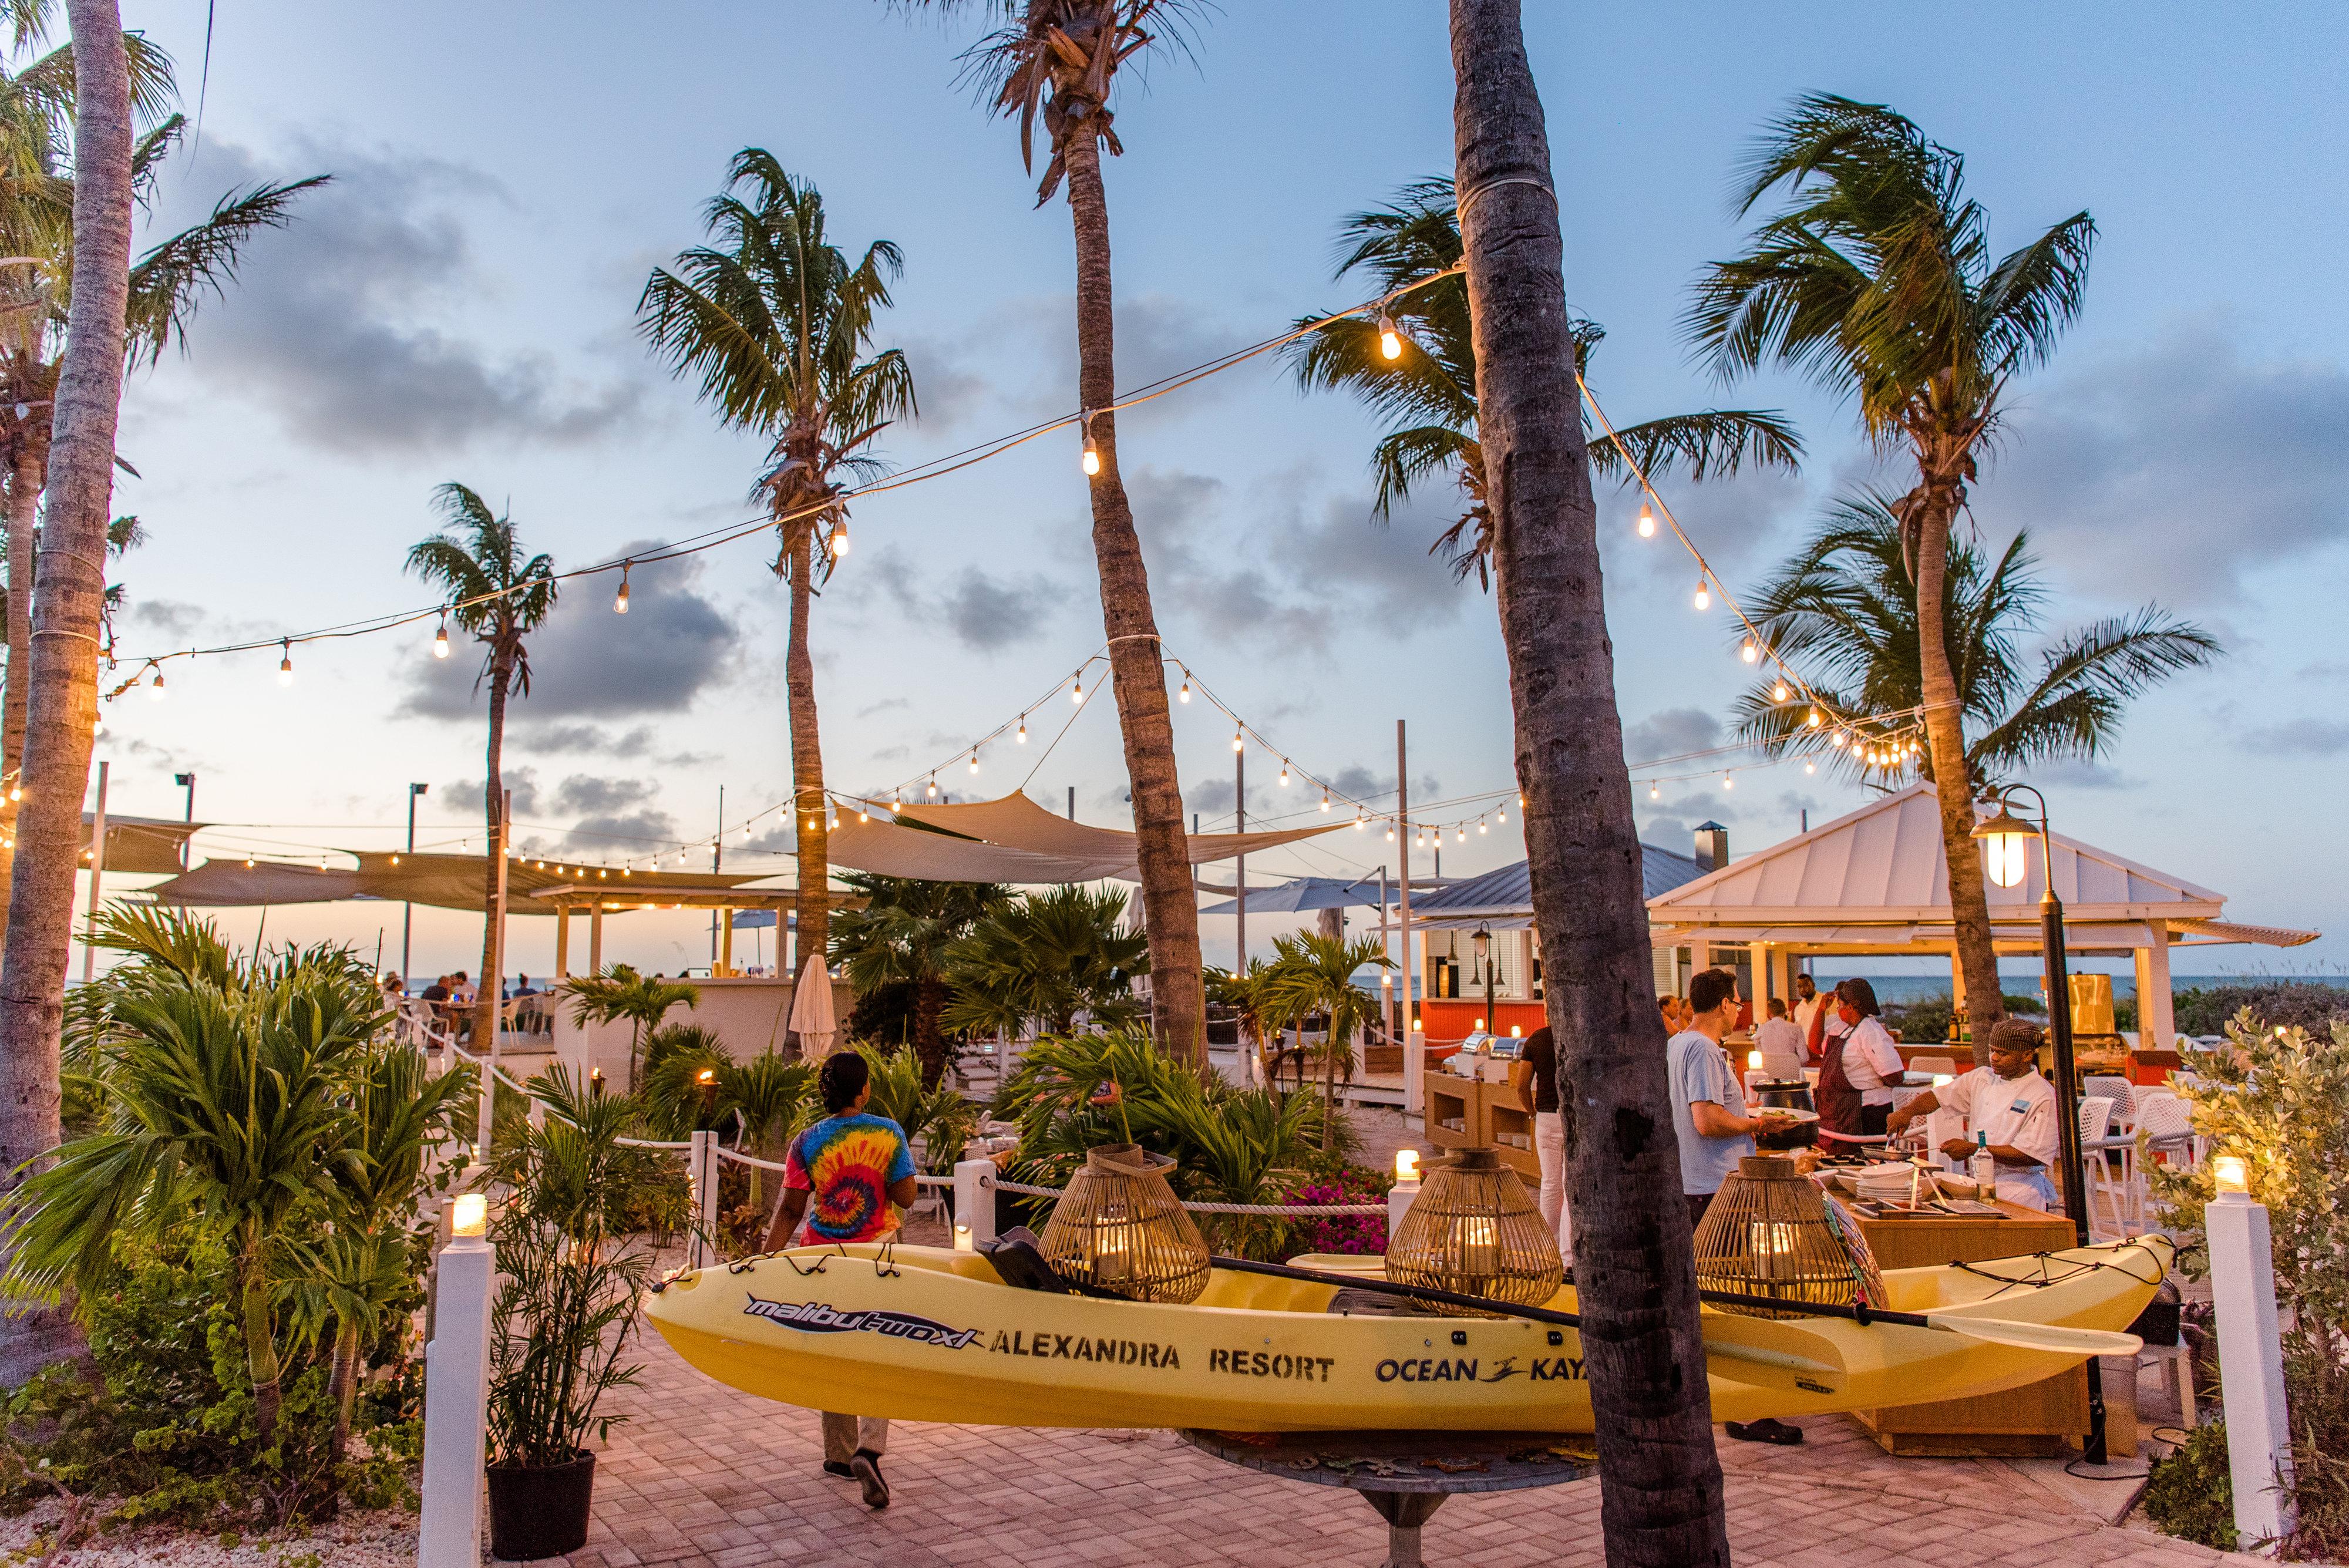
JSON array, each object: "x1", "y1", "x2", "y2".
[{"x1": 483, "y1": 1068, "x2": 657, "y2": 1560}]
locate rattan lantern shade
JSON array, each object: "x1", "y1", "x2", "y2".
[
  {"x1": 1385, "y1": 1147, "x2": 1562, "y2": 1316},
  {"x1": 1692, "y1": 1154, "x2": 1887, "y2": 1319},
  {"x1": 1039, "y1": 1144, "x2": 1211, "y2": 1304}
]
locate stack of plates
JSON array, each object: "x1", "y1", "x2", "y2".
[{"x1": 1852, "y1": 1162, "x2": 1925, "y2": 1204}]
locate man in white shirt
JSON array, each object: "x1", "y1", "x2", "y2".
[
  {"x1": 1790, "y1": 974, "x2": 1825, "y2": 1042},
  {"x1": 1886, "y1": 1019, "x2": 2061, "y2": 1209},
  {"x1": 1751, "y1": 997, "x2": 1807, "y2": 1080}
]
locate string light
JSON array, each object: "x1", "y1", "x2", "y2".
[
  {"x1": 1807, "y1": 708, "x2": 1822, "y2": 728},
  {"x1": 92, "y1": 715, "x2": 102, "y2": 736},
  {"x1": 1455, "y1": 825, "x2": 1466, "y2": 842},
  {"x1": 968, "y1": 748, "x2": 980, "y2": 774},
  {"x1": 615, "y1": 562, "x2": 631, "y2": 615},
  {"x1": 1693, "y1": 576, "x2": 1711, "y2": 611},
  {"x1": 926, "y1": 773, "x2": 938, "y2": 798},
  {"x1": 1804, "y1": 760, "x2": 1816, "y2": 775},
  {"x1": 1637, "y1": 497, "x2": 1657, "y2": 538},
  {"x1": 1231, "y1": 725, "x2": 1243, "y2": 753},
  {"x1": 1177, "y1": 676, "x2": 1190, "y2": 703},
  {"x1": 278, "y1": 641, "x2": 293, "y2": 686},
  {"x1": 1772, "y1": 680, "x2": 1790, "y2": 703},
  {"x1": 1830, "y1": 731, "x2": 1846, "y2": 749},
  {"x1": 832, "y1": 519, "x2": 850, "y2": 558},
  {"x1": 1017, "y1": 714, "x2": 1028, "y2": 743},
  {"x1": 1495, "y1": 803, "x2": 1505, "y2": 825},
  {"x1": 433, "y1": 614, "x2": 449, "y2": 659},
  {"x1": 1477, "y1": 816, "x2": 1488, "y2": 835},
  {"x1": 1377, "y1": 311, "x2": 1404, "y2": 361},
  {"x1": 149, "y1": 669, "x2": 166, "y2": 702},
  {"x1": 1278, "y1": 761, "x2": 1290, "y2": 786},
  {"x1": 1740, "y1": 638, "x2": 1758, "y2": 664},
  {"x1": 1650, "y1": 782, "x2": 1660, "y2": 799},
  {"x1": 1385, "y1": 826, "x2": 1395, "y2": 842},
  {"x1": 1080, "y1": 411, "x2": 1101, "y2": 476},
  {"x1": 1722, "y1": 773, "x2": 1735, "y2": 790},
  {"x1": 1354, "y1": 809, "x2": 1366, "y2": 829},
  {"x1": 1319, "y1": 786, "x2": 1330, "y2": 813},
  {"x1": 1071, "y1": 671, "x2": 1083, "y2": 703},
  {"x1": 857, "y1": 804, "x2": 869, "y2": 823}
]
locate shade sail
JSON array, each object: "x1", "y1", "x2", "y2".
[
  {"x1": 824, "y1": 813, "x2": 1107, "y2": 883},
  {"x1": 144, "y1": 860, "x2": 372, "y2": 907},
  {"x1": 892, "y1": 792, "x2": 1342, "y2": 879},
  {"x1": 144, "y1": 849, "x2": 797, "y2": 914},
  {"x1": 83, "y1": 812, "x2": 207, "y2": 876},
  {"x1": 1197, "y1": 876, "x2": 1386, "y2": 916}
]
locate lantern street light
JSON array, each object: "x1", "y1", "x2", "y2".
[
  {"x1": 1971, "y1": 781, "x2": 2108, "y2": 1463},
  {"x1": 1472, "y1": 924, "x2": 1496, "y2": 1038}
]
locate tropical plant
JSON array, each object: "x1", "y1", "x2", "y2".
[
  {"x1": 639, "y1": 153, "x2": 914, "y2": 972},
  {"x1": 2, "y1": 914, "x2": 398, "y2": 1436},
  {"x1": 901, "y1": 0, "x2": 1210, "y2": 1063},
  {"x1": 829, "y1": 872, "x2": 1010, "y2": 1084},
  {"x1": 1260, "y1": 933, "x2": 1393, "y2": 1150},
  {"x1": 1685, "y1": 94, "x2": 2098, "y2": 1049},
  {"x1": 941, "y1": 882, "x2": 1148, "y2": 1039},
  {"x1": 637, "y1": 1020, "x2": 732, "y2": 1140},
  {"x1": 406, "y1": 483, "x2": 557, "y2": 1055},
  {"x1": 853, "y1": 1042, "x2": 980, "y2": 1176},
  {"x1": 558, "y1": 962, "x2": 698, "y2": 1092},
  {"x1": 1203, "y1": 958, "x2": 1282, "y2": 1076},
  {"x1": 483, "y1": 1067, "x2": 654, "y2": 1469},
  {"x1": 1732, "y1": 494, "x2": 2219, "y2": 786},
  {"x1": 1444, "y1": 3, "x2": 1734, "y2": 1557},
  {"x1": 1285, "y1": 175, "x2": 1802, "y2": 587}
]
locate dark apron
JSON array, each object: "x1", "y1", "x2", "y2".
[{"x1": 1816, "y1": 1031, "x2": 1865, "y2": 1138}]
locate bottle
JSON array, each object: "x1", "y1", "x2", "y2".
[{"x1": 1969, "y1": 1131, "x2": 1996, "y2": 1194}]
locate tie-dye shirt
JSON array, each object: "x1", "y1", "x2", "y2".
[{"x1": 782, "y1": 1112, "x2": 917, "y2": 1244}]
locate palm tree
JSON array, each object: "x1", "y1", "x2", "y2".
[
  {"x1": 941, "y1": 883, "x2": 1149, "y2": 1041},
  {"x1": 904, "y1": 1, "x2": 1210, "y2": 1064},
  {"x1": 1684, "y1": 94, "x2": 2096, "y2": 1045},
  {"x1": 406, "y1": 483, "x2": 558, "y2": 1054},
  {"x1": 1260, "y1": 933, "x2": 1391, "y2": 1151},
  {"x1": 1733, "y1": 494, "x2": 2219, "y2": 790},
  {"x1": 828, "y1": 872, "x2": 1010, "y2": 1085},
  {"x1": 0, "y1": 95, "x2": 322, "y2": 951},
  {"x1": 558, "y1": 963, "x2": 699, "y2": 1092},
  {"x1": 1286, "y1": 177, "x2": 1803, "y2": 587},
  {"x1": 1448, "y1": 2, "x2": 1733, "y2": 1560},
  {"x1": 638, "y1": 152, "x2": 914, "y2": 976}
]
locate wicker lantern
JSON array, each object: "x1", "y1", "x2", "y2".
[
  {"x1": 1039, "y1": 1144, "x2": 1211, "y2": 1304},
  {"x1": 1692, "y1": 1154, "x2": 1886, "y2": 1319},
  {"x1": 1384, "y1": 1147, "x2": 1561, "y2": 1315}
]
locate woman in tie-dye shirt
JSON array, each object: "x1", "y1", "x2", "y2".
[{"x1": 762, "y1": 1051, "x2": 918, "y2": 1509}]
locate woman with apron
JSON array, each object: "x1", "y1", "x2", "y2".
[{"x1": 1816, "y1": 978, "x2": 1904, "y2": 1143}]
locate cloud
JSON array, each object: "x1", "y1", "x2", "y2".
[
  {"x1": 897, "y1": 292, "x2": 1246, "y2": 433},
  {"x1": 1623, "y1": 707, "x2": 1722, "y2": 766},
  {"x1": 856, "y1": 697, "x2": 911, "y2": 720},
  {"x1": 150, "y1": 139, "x2": 641, "y2": 456},
  {"x1": 867, "y1": 551, "x2": 1066, "y2": 652},
  {"x1": 2242, "y1": 718, "x2": 2349, "y2": 757},
  {"x1": 128, "y1": 598, "x2": 205, "y2": 641},
  {"x1": 1987, "y1": 319, "x2": 2349, "y2": 605},
  {"x1": 400, "y1": 541, "x2": 738, "y2": 721},
  {"x1": 440, "y1": 767, "x2": 543, "y2": 818}
]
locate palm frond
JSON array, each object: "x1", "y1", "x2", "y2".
[
  {"x1": 1590, "y1": 408, "x2": 1804, "y2": 484},
  {"x1": 124, "y1": 173, "x2": 329, "y2": 368}
]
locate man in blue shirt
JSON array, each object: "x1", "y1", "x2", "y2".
[{"x1": 1668, "y1": 967, "x2": 1791, "y2": 1229}]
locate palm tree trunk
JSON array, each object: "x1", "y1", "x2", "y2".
[
  {"x1": 786, "y1": 524, "x2": 829, "y2": 979},
  {"x1": 327, "y1": 1310, "x2": 364, "y2": 1461},
  {"x1": 241, "y1": 1244, "x2": 284, "y2": 1436},
  {"x1": 1910, "y1": 490, "x2": 2004, "y2": 1065},
  {"x1": 1449, "y1": 4, "x2": 1730, "y2": 1563},
  {"x1": 1057, "y1": 130, "x2": 1205, "y2": 1069},
  {"x1": 0, "y1": 443, "x2": 45, "y2": 955},
  {"x1": 0, "y1": 0, "x2": 134, "y2": 1387},
  {"x1": 476, "y1": 655, "x2": 509, "y2": 1062}
]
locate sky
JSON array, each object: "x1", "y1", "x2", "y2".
[{"x1": 72, "y1": 1, "x2": 2349, "y2": 982}]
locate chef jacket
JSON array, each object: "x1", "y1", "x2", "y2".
[
  {"x1": 1838, "y1": 1015, "x2": 1906, "y2": 1106},
  {"x1": 1938, "y1": 1065, "x2": 2061, "y2": 1169}
]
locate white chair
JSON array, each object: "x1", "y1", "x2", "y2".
[
  {"x1": 2076, "y1": 1096, "x2": 2128, "y2": 1240},
  {"x1": 2084, "y1": 1075, "x2": 2137, "y2": 1132},
  {"x1": 1909, "y1": 1054, "x2": 1958, "y2": 1080}
]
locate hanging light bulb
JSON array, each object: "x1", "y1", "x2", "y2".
[
  {"x1": 1496, "y1": 803, "x2": 1506, "y2": 825},
  {"x1": 828, "y1": 809, "x2": 839, "y2": 832},
  {"x1": 622, "y1": 864, "x2": 631, "y2": 876},
  {"x1": 615, "y1": 562, "x2": 632, "y2": 615},
  {"x1": 926, "y1": 773, "x2": 938, "y2": 798},
  {"x1": 1637, "y1": 497, "x2": 1657, "y2": 538},
  {"x1": 1806, "y1": 708, "x2": 1822, "y2": 728},
  {"x1": 1741, "y1": 638, "x2": 1758, "y2": 664},
  {"x1": 1278, "y1": 761, "x2": 1290, "y2": 786},
  {"x1": 1377, "y1": 311, "x2": 1404, "y2": 361},
  {"x1": 149, "y1": 668, "x2": 166, "y2": 702},
  {"x1": 1017, "y1": 714, "x2": 1028, "y2": 743},
  {"x1": 1804, "y1": 759, "x2": 1816, "y2": 775},
  {"x1": 1723, "y1": 773, "x2": 1735, "y2": 791},
  {"x1": 968, "y1": 748, "x2": 980, "y2": 774},
  {"x1": 1071, "y1": 671, "x2": 1084, "y2": 703},
  {"x1": 1694, "y1": 576, "x2": 1711, "y2": 611},
  {"x1": 1478, "y1": 817, "x2": 1488, "y2": 835},
  {"x1": 741, "y1": 822, "x2": 751, "y2": 839},
  {"x1": 1231, "y1": 726, "x2": 1243, "y2": 753},
  {"x1": 1319, "y1": 786, "x2": 1331, "y2": 812},
  {"x1": 1650, "y1": 782, "x2": 1660, "y2": 800},
  {"x1": 1177, "y1": 675, "x2": 1190, "y2": 703},
  {"x1": 1829, "y1": 731, "x2": 1846, "y2": 749},
  {"x1": 244, "y1": 856, "x2": 255, "y2": 868},
  {"x1": 433, "y1": 614, "x2": 450, "y2": 659},
  {"x1": 1385, "y1": 826, "x2": 1395, "y2": 842},
  {"x1": 1455, "y1": 825, "x2": 1466, "y2": 842},
  {"x1": 278, "y1": 641, "x2": 294, "y2": 686},
  {"x1": 1081, "y1": 412, "x2": 1101, "y2": 476},
  {"x1": 857, "y1": 805, "x2": 870, "y2": 823},
  {"x1": 1772, "y1": 679, "x2": 1790, "y2": 703},
  {"x1": 1354, "y1": 810, "x2": 1366, "y2": 830},
  {"x1": 92, "y1": 715, "x2": 102, "y2": 736},
  {"x1": 832, "y1": 519, "x2": 850, "y2": 557}
]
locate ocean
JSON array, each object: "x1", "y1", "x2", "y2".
[{"x1": 1835, "y1": 974, "x2": 2349, "y2": 1005}]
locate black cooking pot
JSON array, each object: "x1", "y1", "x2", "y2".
[{"x1": 1750, "y1": 1078, "x2": 1817, "y2": 1150}]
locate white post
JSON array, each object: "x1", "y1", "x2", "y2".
[
  {"x1": 2208, "y1": 1189, "x2": 2296, "y2": 1549},
  {"x1": 2138, "y1": 924, "x2": 2175, "y2": 1052},
  {"x1": 689, "y1": 1130, "x2": 718, "y2": 1270},
  {"x1": 1387, "y1": 1178, "x2": 1421, "y2": 1249},
  {"x1": 416, "y1": 1227, "x2": 494, "y2": 1568},
  {"x1": 954, "y1": 1158, "x2": 997, "y2": 1249},
  {"x1": 82, "y1": 761, "x2": 109, "y2": 982}
]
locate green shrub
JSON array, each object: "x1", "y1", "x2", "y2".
[
  {"x1": 2141, "y1": 1418, "x2": 2236, "y2": 1550},
  {"x1": 2173, "y1": 982, "x2": 2349, "y2": 1039}
]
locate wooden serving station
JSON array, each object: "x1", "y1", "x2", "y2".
[{"x1": 1422, "y1": 1069, "x2": 1540, "y2": 1183}]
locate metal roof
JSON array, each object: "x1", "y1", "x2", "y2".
[{"x1": 1408, "y1": 841, "x2": 1708, "y2": 917}]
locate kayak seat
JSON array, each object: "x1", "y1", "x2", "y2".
[
  {"x1": 1324, "y1": 1286, "x2": 1443, "y2": 1317},
  {"x1": 977, "y1": 1227, "x2": 1128, "y2": 1300}
]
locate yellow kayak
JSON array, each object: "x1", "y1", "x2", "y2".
[{"x1": 645, "y1": 1234, "x2": 2168, "y2": 1432}]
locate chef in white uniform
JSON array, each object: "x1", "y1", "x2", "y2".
[{"x1": 1886, "y1": 1019, "x2": 2061, "y2": 1210}]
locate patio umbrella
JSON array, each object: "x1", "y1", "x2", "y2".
[
  {"x1": 1195, "y1": 875, "x2": 1384, "y2": 916},
  {"x1": 789, "y1": 955, "x2": 837, "y2": 1059}
]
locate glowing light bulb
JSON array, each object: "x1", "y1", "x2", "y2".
[
  {"x1": 1377, "y1": 312, "x2": 1404, "y2": 361},
  {"x1": 1650, "y1": 782, "x2": 1660, "y2": 800},
  {"x1": 1455, "y1": 825, "x2": 1465, "y2": 842},
  {"x1": 1071, "y1": 674, "x2": 1083, "y2": 703},
  {"x1": 1478, "y1": 817, "x2": 1488, "y2": 835},
  {"x1": 1806, "y1": 708, "x2": 1822, "y2": 728},
  {"x1": 1830, "y1": 731, "x2": 1846, "y2": 749},
  {"x1": 1741, "y1": 639, "x2": 1758, "y2": 664},
  {"x1": 433, "y1": 617, "x2": 450, "y2": 659},
  {"x1": 1772, "y1": 681, "x2": 1790, "y2": 703},
  {"x1": 828, "y1": 812, "x2": 839, "y2": 831},
  {"x1": 278, "y1": 642, "x2": 294, "y2": 685},
  {"x1": 926, "y1": 773, "x2": 938, "y2": 798},
  {"x1": 149, "y1": 671, "x2": 166, "y2": 701},
  {"x1": 1320, "y1": 788, "x2": 1330, "y2": 812},
  {"x1": 1279, "y1": 761, "x2": 1290, "y2": 786},
  {"x1": 1694, "y1": 577, "x2": 1711, "y2": 611},
  {"x1": 615, "y1": 564, "x2": 631, "y2": 615},
  {"x1": 1385, "y1": 826, "x2": 1395, "y2": 842},
  {"x1": 1496, "y1": 805, "x2": 1506, "y2": 825},
  {"x1": 1637, "y1": 498, "x2": 1657, "y2": 538},
  {"x1": 244, "y1": 857, "x2": 254, "y2": 868},
  {"x1": 1231, "y1": 726, "x2": 1243, "y2": 753},
  {"x1": 1804, "y1": 760, "x2": 1816, "y2": 775},
  {"x1": 1177, "y1": 677, "x2": 1190, "y2": 702},
  {"x1": 857, "y1": 806, "x2": 869, "y2": 823},
  {"x1": 832, "y1": 520, "x2": 849, "y2": 557},
  {"x1": 1354, "y1": 811, "x2": 1365, "y2": 830},
  {"x1": 92, "y1": 716, "x2": 102, "y2": 735},
  {"x1": 968, "y1": 749, "x2": 980, "y2": 774},
  {"x1": 1723, "y1": 774, "x2": 1734, "y2": 791},
  {"x1": 1081, "y1": 433, "x2": 1101, "y2": 476},
  {"x1": 1017, "y1": 715, "x2": 1028, "y2": 743}
]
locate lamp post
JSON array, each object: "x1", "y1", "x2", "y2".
[
  {"x1": 173, "y1": 770, "x2": 195, "y2": 869},
  {"x1": 402, "y1": 783, "x2": 428, "y2": 982},
  {"x1": 1472, "y1": 924, "x2": 1495, "y2": 1035},
  {"x1": 1971, "y1": 783, "x2": 2108, "y2": 1463}
]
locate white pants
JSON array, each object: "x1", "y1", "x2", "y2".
[{"x1": 1533, "y1": 1111, "x2": 1575, "y2": 1265}]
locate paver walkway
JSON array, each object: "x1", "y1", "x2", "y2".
[{"x1": 548, "y1": 1308, "x2": 2256, "y2": 1568}]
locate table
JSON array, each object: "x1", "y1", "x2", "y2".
[
  {"x1": 1178, "y1": 1428, "x2": 1594, "y2": 1568},
  {"x1": 1847, "y1": 1198, "x2": 2091, "y2": 1455}
]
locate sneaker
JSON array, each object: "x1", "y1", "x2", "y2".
[
  {"x1": 822, "y1": 1460, "x2": 855, "y2": 1479},
  {"x1": 1725, "y1": 1418, "x2": 1805, "y2": 1446},
  {"x1": 849, "y1": 1449, "x2": 890, "y2": 1509}
]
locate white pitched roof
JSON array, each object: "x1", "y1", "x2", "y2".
[{"x1": 1644, "y1": 782, "x2": 2228, "y2": 928}]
